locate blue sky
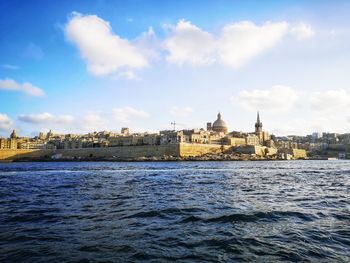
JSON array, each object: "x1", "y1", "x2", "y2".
[{"x1": 1, "y1": 0, "x2": 350, "y2": 137}]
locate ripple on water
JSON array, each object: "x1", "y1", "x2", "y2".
[{"x1": 0, "y1": 160, "x2": 349, "y2": 262}]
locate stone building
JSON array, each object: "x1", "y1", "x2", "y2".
[
  {"x1": 0, "y1": 130, "x2": 18, "y2": 149},
  {"x1": 208, "y1": 112, "x2": 228, "y2": 134},
  {"x1": 10, "y1": 129, "x2": 17, "y2": 139},
  {"x1": 254, "y1": 112, "x2": 270, "y2": 145}
]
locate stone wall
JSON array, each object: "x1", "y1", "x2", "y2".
[
  {"x1": 55, "y1": 144, "x2": 179, "y2": 158},
  {"x1": 291, "y1": 148, "x2": 307, "y2": 159},
  {"x1": 233, "y1": 145, "x2": 277, "y2": 156},
  {"x1": 179, "y1": 143, "x2": 230, "y2": 157},
  {"x1": 277, "y1": 148, "x2": 307, "y2": 159},
  {"x1": 0, "y1": 143, "x2": 235, "y2": 161},
  {"x1": 0, "y1": 149, "x2": 53, "y2": 161}
]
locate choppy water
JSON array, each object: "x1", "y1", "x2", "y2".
[{"x1": 0, "y1": 161, "x2": 349, "y2": 262}]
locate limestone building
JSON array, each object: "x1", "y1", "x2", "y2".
[
  {"x1": 208, "y1": 112, "x2": 228, "y2": 134},
  {"x1": 254, "y1": 112, "x2": 270, "y2": 144}
]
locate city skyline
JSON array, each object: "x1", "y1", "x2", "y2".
[{"x1": 2, "y1": 0, "x2": 350, "y2": 137}]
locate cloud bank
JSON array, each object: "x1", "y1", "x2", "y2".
[
  {"x1": 65, "y1": 14, "x2": 314, "y2": 77},
  {"x1": 164, "y1": 20, "x2": 314, "y2": 68},
  {"x1": 0, "y1": 78, "x2": 45, "y2": 97},
  {"x1": 18, "y1": 112, "x2": 74, "y2": 124}
]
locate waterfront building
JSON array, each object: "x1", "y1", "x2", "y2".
[
  {"x1": 211, "y1": 112, "x2": 228, "y2": 134},
  {"x1": 246, "y1": 134, "x2": 260, "y2": 146},
  {"x1": 46, "y1": 129, "x2": 54, "y2": 139},
  {"x1": 121, "y1": 127, "x2": 130, "y2": 135},
  {"x1": 255, "y1": 111, "x2": 263, "y2": 141},
  {"x1": 254, "y1": 112, "x2": 270, "y2": 145},
  {"x1": 10, "y1": 129, "x2": 17, "y2": 139},
  {"x1": 0, "y1": 137, "x2": 18, "y2": 149}
]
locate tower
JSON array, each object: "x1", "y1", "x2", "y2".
[{"x1": 255, "y1": 111, "x2": 262, "y2": 134}]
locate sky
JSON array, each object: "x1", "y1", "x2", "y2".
[{"x1": 1, "y1": 0, "x2": 350, "y2": 137}]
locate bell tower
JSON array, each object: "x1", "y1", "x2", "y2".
[{"x1": 255, "y1": 111, "x2": 263, "y2": 134}]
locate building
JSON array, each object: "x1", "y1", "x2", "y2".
[
  {"x1": 246, "y1": 134, "x2": 260, "y2": 146},
  {"x1": 10, "y1": 129, "x2": 17, "y2": 139},
  {"x1": 210, "y1": 112, "x2": 228, "y2": 134},
  {"x1": 254, "y1": 112, "x2": 270, "y2": 145},
  {"x1": 121, "y1": 127, "x2": 130, "y2": 135},
  {"x1": 255, "y1": 111, "x2": 263, "y2": 141}
]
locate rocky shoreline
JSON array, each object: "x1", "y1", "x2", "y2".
[{"x1": 3, "y1": 152, "x2": 309, "y2": 162}]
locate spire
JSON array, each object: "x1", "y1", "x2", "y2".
[
  {"x1": 217, "y1": 112, "x2": 221, "y2": 119},
  {"x1": 255, "y1": 111, "x2": 262, "y2": 133}
]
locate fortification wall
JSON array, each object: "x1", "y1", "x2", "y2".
[
  {"x1": 291, "y1": 149, "x2": 307, "y2": 159},
  {"x1": 0, "y1": 143, "x2": 234, "y2": 161},
  {"x1": 179, "y1": 143, "x2": 230, "y2": 157},
  {"x1": 0, "y1": 145, "x2": 180, "y2": 161},
  {"x1": 55, "y1": 144, "x2": 179, "y2": 158},
  {"x1": 0, "y1": 149, "x2": 54, "y2": 161},
  {"x1": 233, "y1": 145, "x2": 277, "y2": 156}
]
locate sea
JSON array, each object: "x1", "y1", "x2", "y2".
[{"x1": 0, "y1": 160, "x2": 349, "y2": 262}]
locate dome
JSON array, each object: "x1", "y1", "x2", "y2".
[
  {"x1": 10, "y1": 129, "x2": 17, "y2": 139},
  {"x1": 212, "y1": 113, "x2": 228, "y2": 133}
]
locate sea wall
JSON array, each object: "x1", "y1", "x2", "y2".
[
  {"x1": 233, "y1": 145, "x2": 277, "y2": 156},
  {"x1": 55, "y1": 144, "x2": 180, "y2": 158},
  {"x1": 0, "y1": 149, "x2": 54, "y2": 161},
  {"x1": 179, "y1": 143, "x2": 231, "y2": 157},
  {"x1": 0, "y1": 144, "x2": 180, "y2": 161},
  {"x1": 0, "y1": 143, "x2": 235, "y2": 161}
]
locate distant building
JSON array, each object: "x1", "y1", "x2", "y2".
[
  {"x1": 255, "y1": 112, "x2": 262, "y2": 133},
  {"x1": 46, "y1": 129, "x2": 53, "y2": 139},
  {"x1": 211, "y1": 112, "x2": 228, "y2": 134},
  {"x1": 38, "y1": 132, "x2": 45, "y2": 140},
  {"x1": 0, "y1": 131, "x2": 18, "y2": 149},
  {"x1": 121, "y1": 127, "x2": 130, "y2": 136},
  {"x1": 206, "y1": 122, "x2": 212, "y2": 131},
  {"x1": 254, "y1": 112, "x2": 270, "y2": 145},
  {"x1": 10, "y1": 129, "x2": 17, "y2": 139}
]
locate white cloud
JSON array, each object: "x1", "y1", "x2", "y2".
[
  {"x1": 218, "y1": 21, "x2": 289, "y2": 68},
  {"x1": 290, "y1": 23, "x2": 315, "y2": 40},
  {"x1": 113, "y1": 107, "x2": 150, "y2": 123},
  {"x1": 135, "y1": 27, "x2": 161, "y2": 61},
  {"x1": 163, "y1": 20, "x2": 314, "y2": 69},
  {"x1": 18, "y1": 112, "x2": 74, "y2": 124},
  {"x1": 0, "y1": 114, "x2": 14, "y2": 132},
  {"x1": 164, "y1": 20, "x2": 216, "y2": 66},
  {"x1": 310, "y1": 89, "x2": 350, "y2": 111},
  {"x1": 170, "y1": 106, "x2": 194, "y2": 117},
  {"x1": 64, "y1": 15, "x2": 315, "y2": 74},
  {"x1": 65, "y1": 12, "x2": 148, "y2": 77},
  {"x1": 0, "y1": 78, "x2": 45, "y2": 97},
  {"x1": 234, "y1": 85, "x2": 299, "y2": 111}
]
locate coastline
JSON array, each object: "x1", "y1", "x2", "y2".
[{"x1": 1, "y1": 154, "x2": 309, "y2": 163}]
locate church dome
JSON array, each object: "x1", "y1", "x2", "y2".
[
  {"x1": 10, "y1": 129, "x2": 17, "y2": 139},
  {"x1": 212, "y1": 113, "x2": 228, "y2": 133}
]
